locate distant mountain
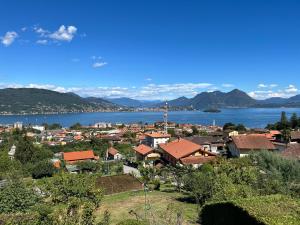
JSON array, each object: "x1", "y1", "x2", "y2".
[
  {"x1": 164, "y1": 89, "x2": 256, "y2": 109},
  {"x1": 258, "y1": 97, "x2": 287, "y2": 105},
  {"x1": 288, "y1": 94, "x2": 300, "y2": 103},
  {"x1": 0, "y1": 88, "x2": 118, "y2": 114},
  {"x1": 107, "y1": 97, "x2": 162, "y2": 108},
  {"x1": 85, "y1": 97, "x2": 119, "y2": 108}
]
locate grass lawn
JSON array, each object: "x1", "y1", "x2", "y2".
[{"x1": 96, "y1": 184, "x2": 199, "y2": 224}]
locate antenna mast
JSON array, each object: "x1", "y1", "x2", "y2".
[{"x1": 163, "y1": 101, "x2": 168, "y2": 134}]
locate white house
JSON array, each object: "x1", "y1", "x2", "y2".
[
  {"x1": 145, "y1": 132, "x2": 171, "y2": 149},
  {"x1": 8, "y1": 145, "x2": 16, "y2": 160},
  {"x1": 107, "y1": 147, "x2": 123, "y2": 160},
  {"x1": 32, "y1": 125, "x2": 45, "y2": 132}
]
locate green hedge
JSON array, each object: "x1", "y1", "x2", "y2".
[{"x1": 200, "y1": 195, "x2": 300, "y2": 225}]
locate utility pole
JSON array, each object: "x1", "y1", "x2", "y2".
[{"x1": 164, "y1": 101, "x2": 168, "y2": 134}]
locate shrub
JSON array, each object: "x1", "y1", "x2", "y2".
[{"x1": 31, "y1": 160, "x2": 55, "y2": 179}]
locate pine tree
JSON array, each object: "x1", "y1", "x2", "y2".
[{"x1": 290, "y1": 113, "x2": 298, "y2": 129}]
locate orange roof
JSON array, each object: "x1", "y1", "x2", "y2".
[
  {"x1": 145, "y1": 132, "x2": 171, "y2": 138},
  {"x1": 159, "y1": 138, "x2": 202, "y2": 159},
  {"x1": 63, "y1": 150, "x2": 96, "y2": 161},
  {"x1": 107, "y1": 147, "x2": 119, "y2": 156},
  {"x1": 231, "y1": 135, "x2": 276, "y2": 150},
  {"x1": 180, "y1": 156, "x2": 216, "y2": 165},
  {"x1": 134, "y1": 144, "x2": 153, "y2": 156}
]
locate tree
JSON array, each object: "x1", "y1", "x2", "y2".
[
  {"x1": 236, "y1": 124, "x2": 247, "y2": 131},
  {"x1": 290, "y1": 113, "x2": 298, "y2": 129},
  {"x1": 191, "y1": 126, "x2": 199, "y2": 135},
  {"x1": 31, "y1": 160, "x2": 56, "y2": 179},
  {"x1": 223, "y1": 123, "x2": 236, "y2": 131},
  {"x1": 0, "y1": 181, "x2": 39, "y2": 213},
  {"x1": 70, "y1": 122, "x2": 82, "y2": 130},
  {"x1": 42, "y1": 173, "x2": 103, "y2": 207},
  {"x1": 15, "y1": 137, "x2": 35, "y2": 164},
  {"x1": 278, "y1": 111, "x2": 289, "y2": 130}
]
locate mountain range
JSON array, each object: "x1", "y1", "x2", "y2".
[
  {"x1": 105, "y1": 97, "x2": 162, "y2": 108},
  {"x1": 1, "y1": 88, "x2": 300, "y2": 114},
  {"x1": 0, "y1": 88, "x2": 119, "y2": 114},
  {"x1": 162, "y1": 89, "x2": 300, "y2": 109}
]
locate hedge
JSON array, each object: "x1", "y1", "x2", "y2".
[{"x1": 200, "y1": 195, "x2": 300, "y2": 225}]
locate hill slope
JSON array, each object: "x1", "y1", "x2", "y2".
[{"x1": 0, "y1": 88, "x2": 118, "y2": 114}]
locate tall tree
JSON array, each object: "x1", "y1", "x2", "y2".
[
  {"x1": 279, "y1": 111, "x2": 289, "y2": 130},
  {"x1": 290, "y1": 113, "x2": 298, "y2": 129}
]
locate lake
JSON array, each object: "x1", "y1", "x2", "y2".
[{"x1": 0, "y1": 108, "x2": 300, "y2": 128}]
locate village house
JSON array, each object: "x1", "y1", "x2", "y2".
[
  {"x1": 281, "y1": 143, "x2": 300, "y2": 161},
  {"x1": 63, "y1": 150, "x2": 99, "y2": 164},
  {"x1": 106, "y1": 147, "x2": 123, "y2": 160},
  {"x1": 159, "y1": 138, "x2": 216, "y2": 167},
  {"x1": 134, "y1": 144, "x2": 155, "y2": 161},
  {"x1": 185, "y1": 136, "x2": 225, "y2": 155},
  {"x1": 290, "y1": 131, "x2": 300, "y2": 143},
  {"x1": 145, "y1": 132, "x2": 171, "y2": 148},
  {"x1": 227, "y1": 135, "x2": 276, "y2": 157}
]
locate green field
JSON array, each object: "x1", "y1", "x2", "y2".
[{"x1": 96, "y1": 185, "x2": 199, "y2": 225}]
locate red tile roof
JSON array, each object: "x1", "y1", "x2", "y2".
[
  {"x1": 145, "y1": 132, "x2": 171, "y2": 138},
  {"x1": 291, "y1": 131, "x2": 300, "y2": 140},
  {"x1": 134, "y1": 144, "x2": 153, "y2": 156},
  {"x1": 231, "y1": 135, "x2": 276, "y2": 150},
  {"x1": 107, "y1": 147, "x2": 119, "y2": 156},
  {"x1": 159, "y1": 138, "x2": 203, "y2": 159},
  {"x1": 180, "y1": 156, "x2": 216, "y2": 165},
  {"x1": 281, "y1": 143, "x2": 300, "y2": 160},
  {"x1": 63, "y1": 150, "x2": 96, "y2": 162}
]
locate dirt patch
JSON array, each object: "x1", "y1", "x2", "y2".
[{"x1": 96, "y1": 174, "x2": 143, "y2": 195}]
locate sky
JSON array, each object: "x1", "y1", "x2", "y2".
[{"x1": 1, "y1": 0, "x2": 300, "y2": 100}]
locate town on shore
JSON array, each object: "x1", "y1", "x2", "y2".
[{"x1": 0, "y1": 111, "x2": 299, "y2": 224}]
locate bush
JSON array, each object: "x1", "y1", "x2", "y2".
[
  {"x1": 0, "y1": 181, "x2": 39, "y2": 213},
  {"x1": 31, "y1": 160, "x2": 55, "y2": 179},
  {"x1": 117, "y1": 219, "x2": 149, "y2": 225}
]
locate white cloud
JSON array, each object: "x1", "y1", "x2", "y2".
[
  {"x1": 146, "y1": 78, "x2": 152, "y2": 81},
  {"x1": 285, "y1": 84, "x2": 298, "y2": 93},
  {"x1": 258, "y1": 83, "x2": 278, "y2": 89},
  {"x1": 258, "y1": 83, "x2": 268, "y2": 88},
  {"x1": 269, "y1": 84, "x2": 278, "y2": 88},
  {"x1": 21, "y1": 27, "x2": 27, "y2": 32},
  {"x1": 1, "y1": 31, "x2": 18, "y2": 46},
  {"x1": 248, "y1": 84, "x2": 299, "y2": 99},
  {"x1": 36, "y1": 39, "x2": 48, "y2": 45},
  {"x1": 49, "y1": 25, "x2": 77, "y2": 42},
  {"x1": 0, "y1": 82, "x2": 214, "y2": 100},
  {"x1": 222, "y1": 83, "x2": 234, "y2": 88},
  {"x1": 92, "y1": 62, "x2": 107, "y2": 68}
]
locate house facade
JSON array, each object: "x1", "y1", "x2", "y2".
[
  {"x1": 145, "y1": 132, "x2": 170, "y2": 148},
  {"x1": 228, "y1": 135, "x2": 276, "y2": 157},
  {"x1": 107, "y1": 147, "x2": 123, "y2": 160},
  {"x1": 159, "y1": 138, "x2": 216, "y2": 167}
]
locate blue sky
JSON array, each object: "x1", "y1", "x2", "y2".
[{"x1": 1, "y1": 0, "x2": 300, "y2": 100}]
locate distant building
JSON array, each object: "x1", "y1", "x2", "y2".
[
  {"x1": 134, "y1": 144, "x2": 154, "y2": 161},
  {"x1": 32, "y1": 125, "x2": 45, "y2": 132},
  {"x1": 8, "y1": 145, "x2": 16, "y2": 160},
  {"x1": 94, "y1": 122, "x2": 112, "y2": 129},
  {"x1": 281, "y1": 143, "x2": 300, "y2": 161},
  {"x1": 106, "y1": 147, "x2": 123, "y2": 160},
  {"x1": 159, "y1": 138, "x2": 216, "y2": 167},
  {"x1": 145, "y1": 132, "x2": 171, "y2": 148},
  {"x1": 228, "y1": 135, "x2": 276, "y2": 157},
  {"x1": 185, "y1": 136, "x2": 225, "y2": 155},
  {"x1": 63, "y1": 150, "x2": 99, "y2": 164},
  {"x1": 13, "y1": 122, "x2": 23, "y2": 130},
  {"x1": 290, "y1": 131, "x2": 300, "y2": 143}
]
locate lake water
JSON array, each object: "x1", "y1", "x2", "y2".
[{"x1": 1, "y1": 108, "x2": 300, "y2": 128}]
